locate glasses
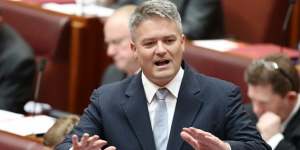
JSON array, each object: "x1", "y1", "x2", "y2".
[{"x1": 254, "y1": 60, "x2": 295, "y2": 90}]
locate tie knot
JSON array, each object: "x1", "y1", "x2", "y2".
[{"x1": 155, "y1": 88, "x2": 168, "y2": 100}]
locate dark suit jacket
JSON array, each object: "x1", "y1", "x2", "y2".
[
  {"x1": 0, "y1": 23, "x2": 36, "y2": 113},
  {"x1": 101, "y1": 64, "x2": 126, "y2": 85},
  {"x1": 110, "y1": 0, "x2": 224, "y2": 40},
  {"x1": 278, "y1": 108, "x2": 300, "y2": 150},
  {"x1": 56, "y1": 64, "x2": 270, "y2": 150}
]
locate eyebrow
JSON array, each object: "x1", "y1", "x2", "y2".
[{"x1": 141, "y1": 34, "x2": 177, "y2": 41}]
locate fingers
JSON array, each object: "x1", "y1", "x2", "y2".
[
  {"x1": 72, "y1": 135, "x2": 80, "y2": 149},
  {"x1": 181, "y1": 127, "x2": 229, "y2": 150},
  {"x1": 88, "y1": 139, "x2": 108, "y2": 150},
  {"x1": 180, "y1": 130, "x2": 200, "y2": 150},
  {"x1": 80, "y1": 133, "x2": 90, "y2": 147},
  {"x1": 72, "y1": 133, "x2": 113, "y2": 150},
  {"x1": 182, "y1": 127, "x2": 211, "y2": 145}
]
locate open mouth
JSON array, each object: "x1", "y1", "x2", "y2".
[{"x1": 154, "y1": 60, "x2": 170, "y2": 66}]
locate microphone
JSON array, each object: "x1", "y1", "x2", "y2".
[
  {"x1": 32, "y1": 58, "x2": 47, "y2": 115},
  {"x1": 282, "y1": 2, "x2": 295, "y2": 33},
  {"x1": 34, "y1": 58, "x2": 47, "y2": 100},
  {"x1": 280, "y1": 0, "x2": 296, "y2": 52}
]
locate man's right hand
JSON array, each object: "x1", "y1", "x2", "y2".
[
  {"x1": 72, "y1": 133, "x2": 116, "y2": 150},
  {"x1": 256, "y1": 112, "x2": 281, "y2": 141}
]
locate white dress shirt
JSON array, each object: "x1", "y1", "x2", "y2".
[{"x1": 141, "y1": 67, "x2": 184, "y2": 138}]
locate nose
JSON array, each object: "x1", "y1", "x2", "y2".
[
  {"x1": 107, "y1": 44, "x2": 117, "y2": 57},
  {"x1": 253, "y1": 104, "x2": 264, "y2": 117},
  {"x1": 155, "y1": 41, "x2": 167, "y2": 55}
]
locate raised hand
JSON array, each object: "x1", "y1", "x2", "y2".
[
  {"x1": 72, "y1": 133, "x2": 116, "y2": 150},
  {"x1": 180, "y1": 127, "x2": 230, "y2": 150}
]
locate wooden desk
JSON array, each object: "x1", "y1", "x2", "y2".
[{"x1": 0, "y1": 130, "x2": 51, "y2": 150}]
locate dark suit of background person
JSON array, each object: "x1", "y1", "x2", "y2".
[
  {"x1": 103, "y1": 0, "x2": 224, "y2": 40},
  {"x1": 0, "y1": 23, "x2": 36, "y2": 113},
  {"x1": 56, "y1": 64, "x2": 270, "y2": 150},
  {"x1": 280, "y1": 109, "x2": 300, "y2": 150},
  {"x1": 101, "y1": 64, "x2": 126, "y2": 85}
]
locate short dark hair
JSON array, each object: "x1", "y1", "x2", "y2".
[{"x1": 245, "y1": 54, "x2": 300, "y2": 97}]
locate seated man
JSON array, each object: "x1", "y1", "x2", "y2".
[
  {"x1": 56, "y1": 1, "x2": 270, "y2": 150},
  {"x1": 101, "y1": 5, "x2": 140, "y2": 85},
  {"x1": 0, "y1": 14, "x2": 36, "y2": 113},
  {"x1": 245, "y1": 54, "x2": 300, "y2": 150}
]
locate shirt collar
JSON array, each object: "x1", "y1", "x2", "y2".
[
  {"x1": 142, "y1": 67, "x2": 184, "y2": 104},
  {"x1": 282, "y1": 94, "x2": 300, "y2": 131}
]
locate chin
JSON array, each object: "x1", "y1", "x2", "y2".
[{"x1": 153, "y1": 71, "x2": 175, "y2": 82}]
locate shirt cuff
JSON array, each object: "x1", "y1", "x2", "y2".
[
  {"x1": 225, "y1": 142, "x2": 231, "y2": 150},
  {"x1": 267, "y1": 133, "x2": 284, "y2": 149}
]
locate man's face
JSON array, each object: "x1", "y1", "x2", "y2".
[
  {"x1": 247, "y1": 84, "x2": 288, "y2": 119},
  {"x1": 131, "y1": 16, "x2": 185, "y2": 86},
  {"x1": 104, "y1": 17, "x2": 136, "y2": 73}
]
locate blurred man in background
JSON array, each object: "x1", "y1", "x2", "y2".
[
  {"x1": 101, "y1": 5, "x2": 140, "y2": 85},
  {"x1": 98, "y1": 0, "x2": 224, "y2": 40},
  {"x1": 0, "y1": 13, "x2": 36, "y2": 113},
  {"x1": 245, "y1": 54, "x2": 300, "y2": 150}
]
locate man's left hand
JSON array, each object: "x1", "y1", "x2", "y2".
[{"x1": 180, "y1": 127, "x2": 230, "y2": 150}]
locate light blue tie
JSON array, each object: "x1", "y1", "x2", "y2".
[{"x1": 153, "y1": 88, "x2": 169, "y2": 150}]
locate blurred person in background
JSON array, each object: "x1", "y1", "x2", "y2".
[
  {"x1": 101, "y1": 5, "x2": 140, "y2": 85},
  {"x1": 245, "y1": 54, "x2": 300, "y2": 150},
  {"x1": 98, "y1": 0, "x2": 224, "y2": 40},
  {"x1": 0, "y1": 13, "x2": 36, "y2": 113}
]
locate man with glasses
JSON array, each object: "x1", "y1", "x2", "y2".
[
  {"x1": 245, "y1": 54, "x2": 300, "y2": 150},
  {"x1": 101, "y1": 5, "x2": 140, "y2": 85}
]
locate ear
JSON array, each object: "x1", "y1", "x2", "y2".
[
  {"x1": 181, "y1": 34, "x2": 186, "y2": 52},
  {"x1": 285, "y1": 91, "x2": 298, "y2": 103},
  {"x1": 130, "y1": 41, "x2": 138, "y2": 59}
]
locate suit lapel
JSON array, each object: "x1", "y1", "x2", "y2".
[
  {"x1": 167, "y1": 66, "x2": 204, "y2": 150},
  {"x1": 121, "y1": 73, "x2": 156, "y2": 150}
]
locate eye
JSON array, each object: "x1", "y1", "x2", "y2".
[
  {"x1": 142, "y1": 40, "x2": 156, "y2": 48},
  {"x1": 163, "y1": 37, "x2": 176, "y2": 45}
]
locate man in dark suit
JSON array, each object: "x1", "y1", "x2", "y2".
[
  {"x1": 56, "y1": 1, "x2": 270, "y2": 150},
  {"x1": 0, "y1": 14, "x2": 36, "y2": 113},
  {"x1": 101, "y1": 5, "x2": 140, "y2": 85},
  {"x1": 245, "y1": 54, "x2": 300, "y2": 150}
]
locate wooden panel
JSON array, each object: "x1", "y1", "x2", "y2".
[{"x1": 222, "y1": 0, "x2": 289, "y2": 44}]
